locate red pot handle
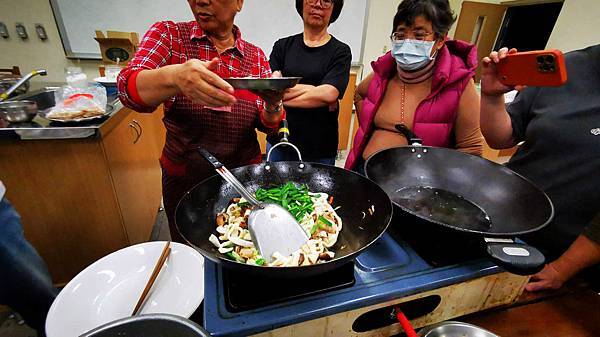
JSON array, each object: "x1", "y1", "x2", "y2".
[{"x1": 394, "y1": 305, "x2": 418, "y2": 337}]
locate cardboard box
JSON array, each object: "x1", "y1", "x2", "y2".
[{"x1": 94, "y1": 30, "x2": 139, "y2": 65}]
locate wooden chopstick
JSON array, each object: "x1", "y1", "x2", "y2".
[{"x1": 132, "y1": 241, "x2": 171, "y2": 316}]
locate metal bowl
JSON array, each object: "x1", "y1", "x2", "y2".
[
  {"x1": 0, "y1": 100, "x2": 38, "y2": 123},
  {"x1": 418, "y1": 321, "x2": 499, "y2": 337}
]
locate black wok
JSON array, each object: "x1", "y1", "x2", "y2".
[
  {"x1": 365, "y1": 126, "x2": 554, "y2": 275},
  {"x1": 175, "y1": 153, "x2": 393, "y2": 278}
]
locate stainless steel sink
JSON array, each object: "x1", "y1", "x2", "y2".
[{"x1": 9, "y1": 87, "x2": 59, "y2": 110}]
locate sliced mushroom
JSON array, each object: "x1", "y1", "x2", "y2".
[
  {"x1": 239, "y1": 248, "x2": 255, "y2": 259},
  {"x1": 216, "y1": 213, "x2": 227, "y2": 227},
  {"x1": 298, "y1": 253, "x2": 305, "y2": 266},
  {"x1": 319, "y1": 252, "x2": 333, "y2": 261}
]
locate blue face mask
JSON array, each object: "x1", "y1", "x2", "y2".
[{"x1": 392, "y1": 39, "x2": 436, "y2": 71}]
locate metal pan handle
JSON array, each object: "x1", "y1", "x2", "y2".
[
  {"x1": 484, "y1": 237, "x2": 546, "y2": 275},
  {"x1": 266, "y1": 120, "x2": 305, "y2": 169},
  {"x1": 198, "y1": 147, "x2": 260, "y2": 205},
  {"x1": 198, "y1": 148, "x2": 223, "y2": 169},
  {"x1": 395, "y1": 124, "x2": 422, "y2": 146}
]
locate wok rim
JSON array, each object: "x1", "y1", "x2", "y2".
[
  {"x1": 364, "y1": 145, "x2": 555, "y2": 237},
  {"x1": 175, "y1": 161, "x2": 394, "y2": 270}
]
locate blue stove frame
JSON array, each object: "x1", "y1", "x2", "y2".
[{"x1": 203, "y1": 233, "x2": 502, "y2": 337}]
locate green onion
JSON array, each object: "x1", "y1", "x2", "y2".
[
  {"x1": 255, "y1": 258, "x2": 266, "y2": 266},
  {"x1": 254, "y1": 182, "x2": 315, "y2": 222},
  {"x1": 310, "y1": 224, "x2": 318, "y2": 235},
  {"x1": 226, "y1": 251, "x2": 245, "y2": 263},
  {"x1": 318, "y1": 215, "x2": 334, "y2": 227}
]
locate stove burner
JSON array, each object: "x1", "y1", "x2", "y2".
[{"x1": 223, "y1": 262, "x2": 356, "y2": 312}]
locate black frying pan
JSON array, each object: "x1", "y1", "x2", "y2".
[
  {"x1": 175, "y1": 151, "x2": 393, "y2": 278},
  {"x1": 365, "y1": 125, "x2": 554, "y2": 275}
]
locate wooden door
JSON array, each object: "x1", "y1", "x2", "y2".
[
  {"x1": 338, "y1": 72, "x2": 358, "y2": 150},
  {"x1": 454, "y1": 1, "x2": 508, "y2": 81},
  {"x1": 101, "y1": 108, "x2": 163, "y2": 244},
  {"x1": 0, "y1": 139, "x2": 128, "y2": 284}
]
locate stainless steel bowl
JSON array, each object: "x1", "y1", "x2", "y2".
[
  {"x1": 418, "y1": 321, "x2": 500, "y2": 337},
  {"x1": 0, "y1": 100, "x2": 38, "y2": 123}
]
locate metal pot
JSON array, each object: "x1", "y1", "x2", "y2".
[
  {"x1": 418, "y1": 321, "x2": 499, "y2": 337},
  {"x1": 0, "y1": 100, "x2": 38, "y2": 123}
]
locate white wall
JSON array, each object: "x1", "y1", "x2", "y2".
[
  {"x1": 360, "y1": 1, "x2": 399, "y2": 71},
  {"x1": 0, "y1": 0, "x2": 101, "y2": 84},
  {"x1": 546, "y1": 0, "x2": 600, "y2": 52}
]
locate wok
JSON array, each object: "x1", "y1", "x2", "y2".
[
  {"x1": 176, "y1": 139, "x2": 393, "y2": 278},
  {"x1": 365, "y1": 125, "x2": 554, "y2": 275}
]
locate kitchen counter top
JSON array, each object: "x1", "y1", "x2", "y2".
[{"x1": 0, "y1": 84, "x2": 122, "y2": 140}]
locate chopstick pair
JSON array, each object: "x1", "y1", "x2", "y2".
[{"x1": 132, "y1": 241, "x2": 172, "y2": 316}]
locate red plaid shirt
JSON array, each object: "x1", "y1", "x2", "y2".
[{"x1": 118, "y1": 21, "x2": 282, "y2": 177}]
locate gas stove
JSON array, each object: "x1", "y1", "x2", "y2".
[{"x1": 202, "y1": 220, "x2": 518, "y2": 337}]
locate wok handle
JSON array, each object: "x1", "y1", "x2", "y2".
[
  {"x1": 395, "y1": 124, "x2": 422, "y2": 146},
  {"x1": 484, "y1": 238, "x2": 546, "y2": 276},
  {"x1": 279, "y1": 119, "x2": 290, "y2": 142},
  {"x1": 198, "y1": 148, "x2": 224, "y2": 169},
  {"x1": 266, "y1": 120, "x2": 305, "y2": 165}
]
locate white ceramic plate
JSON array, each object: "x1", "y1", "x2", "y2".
[
  {"x1": 94, "y1": 76, "x2": 117, "y2": 86},
  {"x1": 45, "y1": 241, "x2": 204, "y2": 337},
  {"x1": 43, "y1": 104, "x2": 114, "y2": 123}
]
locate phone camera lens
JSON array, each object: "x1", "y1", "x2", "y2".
[{"x1": 536, "y1": 56, "x2": 545, "y2": 65}]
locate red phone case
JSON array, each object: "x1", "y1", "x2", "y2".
[{"x1": 496, "y1": 50, "x2": 567, "y2": 87}]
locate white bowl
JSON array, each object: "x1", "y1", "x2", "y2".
[
  {"x1": 93, "y1": 77, "x2": 117, "y2": 86},
  {"x1": 46, "y1": 241, "x2": 204, "y2": 337}
]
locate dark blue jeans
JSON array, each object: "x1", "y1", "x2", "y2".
[
  {"x1": 0, "y1": 198, "x2": 57, "y2": 333},
  {"x1": 266, "y1": 142, "x2": 336, "y2": 165}
]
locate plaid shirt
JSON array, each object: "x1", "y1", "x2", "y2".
[{"x1": 118, "y1": 21, "x2": 280, "y2": 177}]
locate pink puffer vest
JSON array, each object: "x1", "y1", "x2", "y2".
[{"x1": 345, "y1": 40, "x2": 477, "y2": 170}]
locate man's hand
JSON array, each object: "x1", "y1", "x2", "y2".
[
  {"x1": 173, "y1": 58, "x2": 236, "y2": 107},
  {"x1": 525, "y1": 263, "x2": 567, "y2": 292}
]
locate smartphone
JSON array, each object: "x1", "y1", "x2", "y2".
[{"x1": 496, "y1": 50, "x2": 567, "y2": 87}]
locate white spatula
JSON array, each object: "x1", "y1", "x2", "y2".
[{"x1": 199, "y1": 149, "x2": 309, "y2": 263}]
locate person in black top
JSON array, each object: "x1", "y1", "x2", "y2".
[
  {"x1": 480, "y1": 45, "x2": 600, "y2": 291},
  {"x1": 268, "y1": 0, "x2": 352, "y2": 164}
]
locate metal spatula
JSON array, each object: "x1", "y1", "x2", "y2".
[{"x1": 199, "y1": 148, "x2": 309, "y2": 262}]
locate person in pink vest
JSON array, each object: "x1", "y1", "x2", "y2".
[{"x1": 346, "y1": 0, "x2": 483, "y2": 173}]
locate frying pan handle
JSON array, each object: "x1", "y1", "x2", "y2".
[
  {"x1": 198, "y1": 148, "x2": 224, "y2": 169},
  {"x1": 484, "y1": 238, "x2": 546, "y2": 276},
  {"x1": 395, "y1": 124, "x2": 422, "y2": 146}
]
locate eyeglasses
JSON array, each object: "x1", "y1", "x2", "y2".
[
  {"x1": 390, "y1": 31, "x2": 435, "y2": 42},
  {"x1": 307, "y1": 0, "x2": 333, "y2": 9}
]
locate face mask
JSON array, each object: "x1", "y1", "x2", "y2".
[{"x1": 392, "y1": 39, "x2": 436, "y2": 71}]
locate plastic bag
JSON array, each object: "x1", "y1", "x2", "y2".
[{"x1": 46, "y1": 69, "x2": 107, "y2": 121}]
